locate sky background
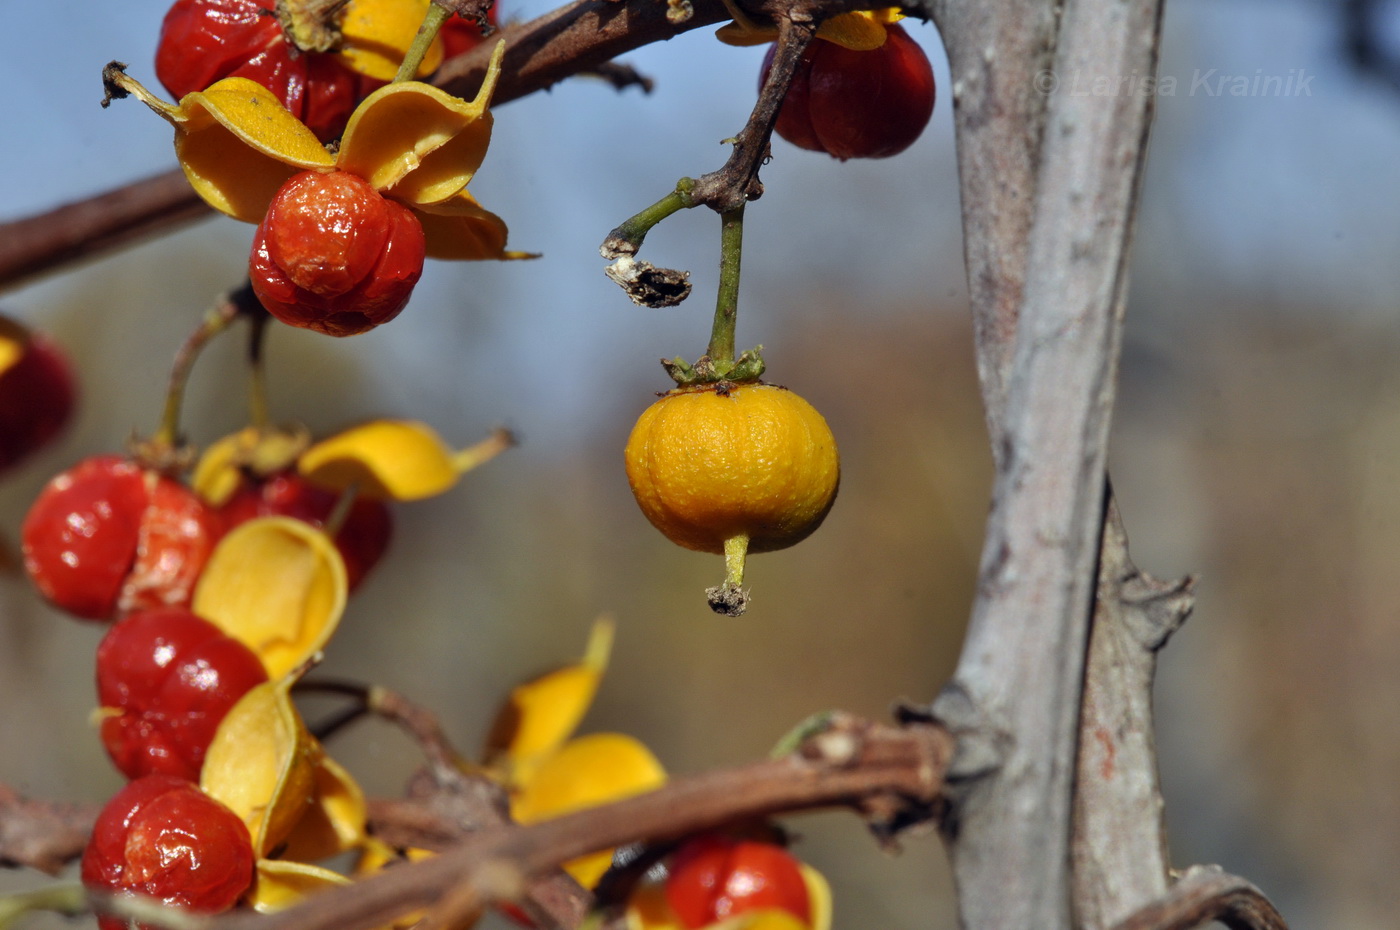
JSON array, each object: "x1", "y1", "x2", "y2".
[{"x1": 6, "y1": 1, "x2": 1400, "y2": 928}]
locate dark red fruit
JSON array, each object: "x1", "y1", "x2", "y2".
[
  {"x1": 21, "y1": 457, "x2": 222, "y2": 621},
  {"x1": 249, "y1": 170, "x2": 426, "y2": 337},
  {"x1": 764, "y1": 23, "x2": 936, "y2": 160},
  {"x1": 97, "y1": 608, "x2": 268, "y2": 781},
  {"x1": 440, "y1": 7, "x2": 497, "y2": 59},
  {"x1": 0, "y1": 332, "x2": 77, "y2": 473},
  {"x1": 664, "y1": 835, "x2": 812, "y2": 928},
  {"x1": 219, "y1": 472, "x2": 392, "y2": 590},
  {"x1": 155, "y1": 0, "x2": 371, "y2": 142},
  {"x1": 82, "y1": 774, "x2": 254, "y2": 930}
]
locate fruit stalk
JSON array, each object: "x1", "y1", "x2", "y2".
[
  {"x1": 705, "y1": 205, "x2": 745, "y2": 371},
  {"x1": 395, "y1": 2, "x2": 452, "y2": 83},
  {"x1": 148, "y1": 288, "x2": 253, "y2": 461}
]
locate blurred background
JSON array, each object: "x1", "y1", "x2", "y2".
[{"x1": 3, "y1": 0, "x2": 1400, "y2": 926}]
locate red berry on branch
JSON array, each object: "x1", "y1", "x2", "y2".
[
  {"x1": 220, "y1": 472, "x2": 392, "y2": 590},
  {"x1": 81, "y1": 774, "x2": 254, "y2": 930},
  {"x1": 96, "y1": 608, "x2": 268, "y2": 781},
  {"x1": 664, "y1": 835, "x2": 813, "y2": 928},
  {"x1": 155, "y1": 0, "x2": 368, "y2": 141},
  {"x1": 440, "y1": 7, "x2": 498, "y2": 59},
  {"x1": 21, "y1": 457, "x2": 222, "y2": 620},
  {"x1": 764, "y1": 23, "x2": 936, "y2": 160},
  {"x1": 249, "y1": 170, "x2": 427, "y2": 337},
  {"x1": 0, "y1": 331, "x2": 77, "y2": 474}
]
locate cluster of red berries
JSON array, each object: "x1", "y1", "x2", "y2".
[
  {"x1": 19, "y1": 450, "x2": 390, "y2": 921},
  {"x1": 157, "y1": 0, "x2": 494, "y2": 339}
]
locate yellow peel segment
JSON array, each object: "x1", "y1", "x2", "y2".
[
  {"x1": 338, "y1": 0, "x2": 445, "y2": 81},
  {"x1": 249, "y1": 860, "x2": 348, "y2": 913},
  {"x1": 192, "y1": 516, "x2": 347, "y2": 679},
  {"x1": 338, "y1": 42, "x2": 504, "y2": 198},
  {"x1": 169, "y1": 77, "x2": 335, "y2": 222},
  {"x1": 200, "y1": 677, "x2": 320, "y2": 857},
  {"x1": 510, "y1": 732, "x2": 666, "y2": 889},
  {"x1": 485, "y1": 618, "x2": 614, "y2": 773},
  {"x1": 415, "y1": 190, "x2": 521, "y2": 260},
  {"x1": 192, "y1": 426, "x2": 312, "y2": 506},
  {"x1": 715, "y1": 8, "x2": 900, "y2": 50},
  {"x1": 296, "y1": 420, "x2": 512, "y2": 501},
  {"x1": 280, "y1": 754, "x2": 369, "y2": 862},
  {"x1": 800, "y1": 863, "x2": 832, "y2": 930}
]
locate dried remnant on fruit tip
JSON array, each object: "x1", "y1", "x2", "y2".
[
  {"x1": 706, "y1": 581, "x2": 750, "y2": 617},
  {"x1": 484, "y1": 617, "x2": 614, "y2": 776},
  {"x1": 200, "y1": 676, "x2": 321, "y2": 857},
  {"x1": 192, "y1": 516, "x2": 347, "y2": 679}
]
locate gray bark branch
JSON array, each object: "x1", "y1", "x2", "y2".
[{"x1": 929, "y1": 0, "x2": 1168, "y2": 925}]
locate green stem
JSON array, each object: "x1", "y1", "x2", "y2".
[
  {"x1": 154, "y1": 292, "x2": 242, "y2": 450},
  {"x1": 604, "y1": 178, "x2": 696, "y2": 255},
  {"x1": 394, "y1": 2, "x2": 452, "y2": 83},
  {"x1": 0, "y1": 884, "x2": 87, "y2": 928},
  {"x1": 706, "y1": 204, "x2": 745, "y2": 368}
]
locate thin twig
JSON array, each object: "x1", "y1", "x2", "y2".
[
  {"x1": 687, "y1": 15, "x2": 817, "y2": 212},
  {"x1": 1108, "y1": 866, "x2": 1290, "y2": 930}
]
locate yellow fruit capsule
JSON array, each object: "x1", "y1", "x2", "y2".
[{"x1": 623, "y1": 383, "x2": 839, "y2": 615}]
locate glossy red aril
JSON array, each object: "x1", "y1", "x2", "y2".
[
  {"x1": 220, "y1": 472, "x2": 392, "y2": 590},
  {"x1": 155, "y1": 0, "x2": 369, "y2": 141},
  {"x1": 0, "y1": 331, "x2": 76, "y2": 473},
  {"x1": 97, "y1": 608, "x2": 268, "y2": 781},
  {"x1": 665, "y1": 835, "x2": 813, "y2": 928},
  {"x1": 764, "y1": 23, "x2": 935, "y2": 160},
  {"x1": 82, "y1": 774, "x2": 254, "y2": 930},
  {"x1": 21, "y1": 457, "x2": 222, "y2": 620},
  {"x1": 249, "y1": 170, "x2": 426, "y2": 337}
]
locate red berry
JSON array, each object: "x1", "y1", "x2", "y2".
[
  {"x1": 249, "y1": 170, "x2": 426, "y2": 337},
  {"x1": 119, "y1": 475, "x2": 225, "y2": 616},
  {"x1": 155, "y1": 0, "x2": 370, "y2": 141},
  {"x1": 81, "y1": 774, "x2": 254, "y2": 930},
  {"x1": 21, "y1": 457, "x2": 222, "y2": 621},
  {"x1": 440, "y1": 8, "x2": 497, "y2": 59},
  {"x1": 0, "y1": 332, "x2": 77, "y2": 473},
  {"x1": 97, "y1": 608, "x2": 268, "y2": 781},
  {"x1": 21, "y1": 457, "x2": 147, "y2": 619},
  {"x1": 665, "y1": 835, "x2": 812, "y2": 928},
  {"x1": 765, "y1": 23, "x2": 936, "y2": 160},
  {"x1": 219, "y1": 472, "x2": 392, "y2": 590}
]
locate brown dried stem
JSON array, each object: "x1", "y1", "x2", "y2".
[
  {"x1": 0, "y1": 715, "x2": 950, "y2": 930},
  {"x1": 686, "y1": 15, "x2": 816, "y2": 212},
  {"x1": 0, "y1": 786, "x2": 99, "y2": 876},
  {"x1": 1107, "y1": 866, "x2": 1290, "y2": 930},
  {"x1": 297, "y1": 679, "x2": 587, "y2": 930}
]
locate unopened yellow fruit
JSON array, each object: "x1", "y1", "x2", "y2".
[{"x1": 624, "y1": 382, "x2": 840, "y2": 555}]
